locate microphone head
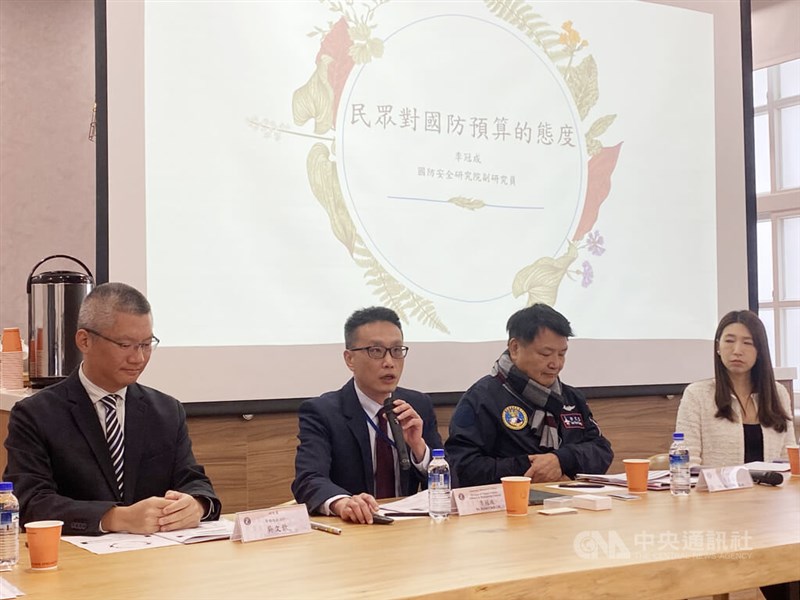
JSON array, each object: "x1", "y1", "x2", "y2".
[
  {"x1": 383, "y1": 391, "x2": 397, "y2": 412},
  {"x1": 748, "y1": 470, "x2": 783, "y2": 486}
]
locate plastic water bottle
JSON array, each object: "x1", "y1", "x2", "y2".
[
  {"x1": 0, "y1": 482, "x2": 19, "y2": 569},
  {"x1": 669, "y1": 432, "x2": 691, "y2": 496},
  {"x1": 428, "y1": 449, "x2": 451, "y2": 522}
]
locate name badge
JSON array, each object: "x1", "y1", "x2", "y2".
[
  {"x1": 560, "y1": 413, "x2": 584, "y2": 429},
  {"x1": 231, "y1": 504, "x2": 312, "y2": 543},
  {"x1": 453, "y1": 484, "x2": 506, "y2": 516},
  {"x1": 695, "y1": 467, "x2": 753, "y2": 492}
]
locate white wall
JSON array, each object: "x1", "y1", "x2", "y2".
[
  {"x1": 0, "y1": 0, "x2": 797, "y2": 341},
  {"x1": 0, "y1": 0, "x2": 95, "y2": 335},
  {"x1": 751, "y1": 0, "x2": 800, "y2": 68}
]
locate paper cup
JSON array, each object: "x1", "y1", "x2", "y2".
[
  {"x1": 25, "y1": 520, "x2": 63, "y2": 570},
  {"x1": 1, "y1": 328, "x2": 22, "y2": 352},
  {"x1": 623, "y1": 459, "x2": 650, "y2": 493},
  {"x1": 501, "y1": 476, "x2": 531, "y2": 516},
  {"x1": 0, "y1": 351, "x2": 25, "y2": 390},
  {"x1": 787, "y1": 445, "x2": 800, "y2": 476}
]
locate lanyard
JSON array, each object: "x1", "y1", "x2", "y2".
[{"x1": 364, "y1": 410, "x2": 398, "y2": 449}]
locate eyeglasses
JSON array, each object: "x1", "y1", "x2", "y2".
[
  {"x1": 348, "y1": 345, "x2": 409, "y2": 360},
  {"x1": 85, "y1": 328, "x2": 160, "y2": 354}
]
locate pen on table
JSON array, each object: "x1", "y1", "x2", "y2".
[{"x1": 310, "y1": 521, "x2": 342, "y2": 535}]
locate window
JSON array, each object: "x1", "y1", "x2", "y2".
[{"x1": 754, "y1": 58, "x2": 800, "y2": 393}]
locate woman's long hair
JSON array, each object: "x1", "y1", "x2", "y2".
[{"x1": 713, "y1": 310, "x2": 789, "y2": 432}]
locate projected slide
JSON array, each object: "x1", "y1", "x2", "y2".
[
  {"x1": 105, "y1": 0, "x2": 747, "y2": 400},
  {"x1": 142, "y1": 1, "x2": 716, "y2": 347}
]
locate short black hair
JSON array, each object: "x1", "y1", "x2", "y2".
[
  {"x1": 344, "y1": 306, "x2": 402, "y2": 348},
  {"x1": 506, "y1": 303, "x2": 573, "y2": 342}
]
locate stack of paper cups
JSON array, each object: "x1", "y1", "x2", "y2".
[{"x1": 1, "y1": 328, "x2": 25, "y2": 389}]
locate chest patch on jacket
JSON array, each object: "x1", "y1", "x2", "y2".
[
  {"x1": 560, "y1": 413, "x2": 584, "y2": 429},
  {"x1": 502, "y1": 406, "x2": 528, "y2": 430}
]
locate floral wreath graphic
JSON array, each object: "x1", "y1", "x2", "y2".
[{"x1": 250, "y1": 0, "x2": 622, "y2": 333}]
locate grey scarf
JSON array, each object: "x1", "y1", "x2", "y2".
[{"x1": 491, "y1": 350, "x2": 563, "y2": 449}]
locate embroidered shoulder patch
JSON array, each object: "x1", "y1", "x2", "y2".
[
  {"x1": 502, "y1": 405, "x2": 528, "y2": 430},
  {"x1": 560, "y1": 412, "x2": 585, "y2": 429}
]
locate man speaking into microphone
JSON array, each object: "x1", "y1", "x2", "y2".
[{"x1": 292, "y1": 307, "x2": 442, "y2": 524}]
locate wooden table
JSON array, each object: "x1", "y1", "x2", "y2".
[{"x1": 3, "y1": 480, "x2": 799, "y2": 599}]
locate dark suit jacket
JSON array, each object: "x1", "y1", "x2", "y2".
[
  {"x1": 291, "y1": 379, "x2": 443, "y2": 513},
  {"x1": 2, "y1": 371, "x2": 221, "y2": 534}
]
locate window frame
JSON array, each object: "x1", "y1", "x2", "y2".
[{"x1": 754, "y1": 59, "x2": 800, "y2": 396}]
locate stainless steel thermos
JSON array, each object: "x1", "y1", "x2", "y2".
[{"x1": 27, "y1": 255, "x2": 94, "y2": 388}]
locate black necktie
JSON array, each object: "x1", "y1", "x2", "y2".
[{"x1": 101, "y1": 394, "x2": 124, "y2": 497}]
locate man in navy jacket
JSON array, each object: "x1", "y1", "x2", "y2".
[{"x1": 446, "y1": 304, "x2": 613, "y2": 486}]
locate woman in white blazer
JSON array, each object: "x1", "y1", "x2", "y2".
[
  {"x1": 677, "y1": 311, "x2": 797, "y2": 600},
  {"x1": 676, "y1": 310, "x2": 796, "y2": 468}
]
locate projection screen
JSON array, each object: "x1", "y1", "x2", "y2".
[{"x1": 103, "y1": 0, "x2": 751, "y2": 402}]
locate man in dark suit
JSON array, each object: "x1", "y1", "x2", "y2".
[
  {"x1": 292, "y1": 307, "x2": 442, "y2": 524},
  {"x1": 3, "y1": 282, "x2": 220, "y2": 535}
]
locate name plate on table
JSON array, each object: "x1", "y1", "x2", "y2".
[
  {"x1": 231, "y1": 504, "x2": 311, "y2": 543},
  {"x1": 696, "y1": 467, "x2": 754, "y2": 492},
  {"x1": 453, "y1": 484, "x2": 506, "y2": 516}
]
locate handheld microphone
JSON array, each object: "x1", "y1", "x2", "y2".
[
  {"x1": 748, "y1": 470, "x2": 784, "y2": 486},
  {"x1": 383, "y1": 393, "x2": 411, "y2": 471}
]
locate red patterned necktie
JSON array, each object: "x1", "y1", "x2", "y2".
[{"x1": 375, "y1": 414, "x2": 396, "y2": 499}]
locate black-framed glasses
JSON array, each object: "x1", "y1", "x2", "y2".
[
  {"x1": 85, "y1": 328, "x2": 160, "y2": 354},
  {"x1": 348, "y1": 345, "x2": 409, "y2": 360}
]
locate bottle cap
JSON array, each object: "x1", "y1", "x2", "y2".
[
  {"x1": 432, "y1": 448, "x2": 445, "y2": 459},
  {"x1": 673, "y1": 432, "x2": 684, "y2": 441},
  {"x1": 0, "y1": 482, "x2": 13, "y2": 493}
]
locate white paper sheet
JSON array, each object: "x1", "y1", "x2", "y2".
[
  {"x1": 63, "y1": 532, "x2": 178, "y2": 555},
  {"x1": 378, "y1": 490, "x2": 431, "y2": 518},
  {"x1": 744, "y1": 461, "x2": 791, "y2": 472},
  {"x1": 378, "y1": 489, "x2": 462, "y2": 517},
  {"x1": 0, "y1": 578, "x2": 24, "y2": 599},
  {"x1": 63, "y1": 520, "x2": 235, "y2": 555},
  {"x1": 153, "y1": 520, "x2": 234, "y2": 544}
]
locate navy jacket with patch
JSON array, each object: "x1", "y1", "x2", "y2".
[{"x1": 445, "y1": 375, "x2": 613, "y2": 487}]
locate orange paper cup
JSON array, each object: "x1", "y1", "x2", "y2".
[
  {"x1": 501, "y1": 476, "x2": 531, "y2": 516},
  {"x1": 623, "y1": 459, "x2": 650, "y2": 493},
  {"x1": 787, "y1": 445, "x2": 800, "y2": 476},
  {"x1": 1, "y1": 328, "x2": 22, "y2": 352},
  {"x1": 25, "y1": 520, "x2": 63, "y2": 570}
]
